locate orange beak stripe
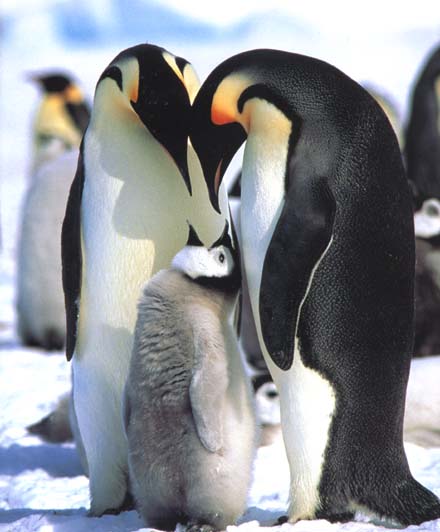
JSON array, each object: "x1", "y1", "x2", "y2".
[
  {"x1": 130, "y1": 82, "x2": 139, "y2": 104},
  {"x1": 214, "y1": 159, "x2": 223, "y2": 195}
]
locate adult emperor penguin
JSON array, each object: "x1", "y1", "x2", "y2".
[
  {"x1": 405, "y1": 45, "x2": 440, "y2": 207},
  {"x1": 29, "y1": 72, "x2": 90, "y2": 172},
  {"x1": 190, "y1": 49, "x2": 440, "y2": 525},
  {"x1": 16, "y1": 150, "x2": 79, "y2": 349},
  {"x1": 123, "y1": 223, "x2": 256, "y2": 530},
  {"x1": 61, "y1": 44, "x2": 230, "y2": 516}
]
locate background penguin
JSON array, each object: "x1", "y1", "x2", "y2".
[
  {"x1": 405, "y1": 44, "x2": 440, "y2": 207},
  {"x1": 123, "y1": 223, "x2": 256, "y2": 531},
  {"x1": 62, "y1": 44, "x2": 231, "y2": 516},
  {"x1": 29, "y1": 72, "x2": 90, "y2": 173},
  {"x1": 190, "y1": 49, "x2": 440, "y2": 525},
  {"x1": 413, "y1": 198, "x2": 440, "y2": 355},
  {"x1": 16, "y1": 71, "x2": 90, "y2": 350},
  {"x1": 16, "y1": 149, "x2": 79, "y2": 350}
]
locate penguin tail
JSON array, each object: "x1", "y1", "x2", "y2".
[
  {"x1": 26, "y1": 393, "x2": 73, "y2": 443},
  {"x1": 360, "y1": 477, "x2": 440, "y2": 526}
]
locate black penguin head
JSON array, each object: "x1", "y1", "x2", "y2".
[
  {"x1": 172, "y1": 221, "x2": 241, "y2": 293},
  {"x1": 96, "y1": 44, "x2": 199, "y2": 194},
  {"x1": 30, "y1": 72, "x2": 73, "y2": 93},
  {"x1": 190, "y1": 50, "x2": 302, "y2": 212}
]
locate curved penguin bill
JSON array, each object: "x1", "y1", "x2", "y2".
[
  {"x1": 190, "y1": 49, "x2": 336, "y2": 370},
  {"x1": 61, "y1": 44, "x2": 200, "y2": 362}
]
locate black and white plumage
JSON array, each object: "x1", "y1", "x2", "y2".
[
  {"x1": 16, "y1": 72, "x2": 90, "y2": 350},
  {"x1": 414, "y1": 198, "x2": 440, "y2": 356},
  {"x1": 123, "y1": 225, "x2": 256, "y2": 531},
  {"x1": 61, "y1": 44, "x2": 231, "y2": 516},
  {"x1": 190, "y1": 49, "x2": 440, "y2": 525}
]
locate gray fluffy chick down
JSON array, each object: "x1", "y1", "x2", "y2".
[{"x1": 123, "y1": 269, "x2": 257, "y2": 531}]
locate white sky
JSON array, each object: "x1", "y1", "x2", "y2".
[{"x1": 1, "y1": 0, "x2": 440, "y2": 32}]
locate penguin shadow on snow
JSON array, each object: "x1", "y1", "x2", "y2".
[
  {"x1": 0, "y1": 443, "x2": 82, "y2": 477},
  {"x1": 95, "y1": 119, "x2": 191, "y2": 244},
  {"x1": 0, "y1": 508, "x2": 143, "y2": 531}
]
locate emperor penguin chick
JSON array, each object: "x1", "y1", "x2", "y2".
[{"x1": 123, "y1": 224, "x2": 257, "y2": 531}]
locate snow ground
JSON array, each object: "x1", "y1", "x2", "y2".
[
  {"x1": 1, "y1": 306, "x2": 440, "y2": 531},
  {"x1": 1, "y1": 2, "x2": 440, "y2": 531}
]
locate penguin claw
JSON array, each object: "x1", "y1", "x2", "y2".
[{"x1": 186, "y1": 523, "x2": 215, "y2": 532}]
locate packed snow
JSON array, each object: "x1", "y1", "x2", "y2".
[{"x1": 1, "y1": 1, "x2": 440, "y2": 531}]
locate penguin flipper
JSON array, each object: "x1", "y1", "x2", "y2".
[
  {"x1": 259, "y1": 174, "x2": 336, "y2": 370},
  {"x1": 61, "y1": 142, "x2": 85, "y2": 361},
  {"x1": 189, "y1": 333, "x2": 228, "y2": 453}
]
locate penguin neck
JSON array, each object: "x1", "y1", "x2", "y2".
[{"x1": 240, "y1": 102, "x2": 292, "y2": 340}]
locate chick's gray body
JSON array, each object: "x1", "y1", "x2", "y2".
[{"x1": 124, "y1": 269, "x2": 256, "y2": 530}]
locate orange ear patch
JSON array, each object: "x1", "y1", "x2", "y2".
[{"x1": 214, "y1": 159, "x2": 223, "y2": 195}]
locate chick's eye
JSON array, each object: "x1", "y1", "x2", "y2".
[
  {"x1": 426, "y1": 204, "x2": 440, "y2": 217},
  {"x1": 219, "y1": 253, "x2": 225, "y2": 263}
]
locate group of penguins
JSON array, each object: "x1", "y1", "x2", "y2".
[{"x1": 15, "y1": 42, "x2": 440, "y2": 529}]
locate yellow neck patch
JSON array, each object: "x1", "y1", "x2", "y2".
[{"x1": 211, "y1": 73, "x2": 253, "y2": 130}]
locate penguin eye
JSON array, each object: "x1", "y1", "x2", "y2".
[
  {"x1": 218, "y1": 253, "x2": 225, "y2": 264},
  {"x1": 426, "y1": 203, "x2": 440, "y2": 217}
]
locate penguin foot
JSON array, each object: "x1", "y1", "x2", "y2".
[
  {"x1": 41, "y1": 327, "x2": 65, "y2": 351},
  {"x1": 186, "y1": 522, "x2": 215, "y2": 532},
  {"x1": 21, "y1": 332, "x2": 41, "y2": 348},
  {"x1": 314, "y1": 510, "x2": 354, "y2": 523},
  {"x1": 97, "y1": 491, "x2": 135, "y2": 516}
]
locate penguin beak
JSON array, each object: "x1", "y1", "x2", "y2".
[{"x1": 191, "y1": 92, "x2": 246, "y2": 213}]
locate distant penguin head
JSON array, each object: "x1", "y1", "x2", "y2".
[
  {"x1": 94, "y1": 43, "x2": 200, "y2": 194},
  {"x1": 30, "y1": 72, "x2": 74, "y2": 94},
  {"x1": 28, "y1": 70, "x2": 90, "y2": 154},
  {"x1": 414, "y1": 198, "x2": 440, "y2": 239},
  {"x1": 172, "y1": 221, "x2": 241, "y2": 293}
]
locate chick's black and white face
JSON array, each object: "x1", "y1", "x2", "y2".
[
  {"x1": 172, "y1": 244, "x2": 235, "y2": 280},
  {"x1": 414, "y1": 198, "x2": 440, "y2": 238}
]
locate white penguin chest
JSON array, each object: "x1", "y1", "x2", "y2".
[
  {"x1": 80, "y1": 125, "x2": 191, "y2": 331},
  {"x1": 240, "y1": 131, "x2": 287, "y2": 336}
]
